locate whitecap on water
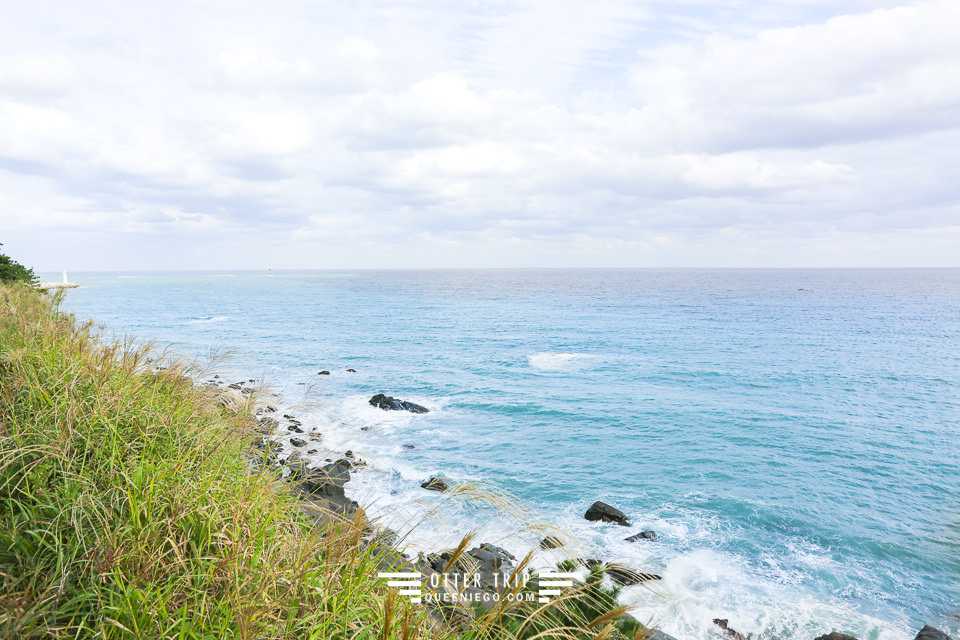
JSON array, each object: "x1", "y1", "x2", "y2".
[
  {"x1": 527, "y1": 352, "x2": 593, "y2": 370},
  {"x1": 187, "y1": 316, "x2": 231, "y2": 324}
]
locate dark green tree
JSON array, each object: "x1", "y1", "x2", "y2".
[{"x1": 0, "y1": 243, "x2": 37, "y2": 284}]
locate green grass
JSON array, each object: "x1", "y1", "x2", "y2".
[{"x1": 0, "y1": 283, "x2": 653, "y2": 639}]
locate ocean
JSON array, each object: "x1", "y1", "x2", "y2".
[{"x1": 51, "y1": 269, "x2": 959, "y2": 640}]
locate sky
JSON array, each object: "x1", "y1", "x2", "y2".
[{"x1": 1, "y1": 0, "x2": 959, "y2": 270}]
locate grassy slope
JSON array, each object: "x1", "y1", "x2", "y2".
[{"x1": 0, "y1": 284, "x2": 647, "y2": 640}]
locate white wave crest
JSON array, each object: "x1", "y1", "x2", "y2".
[
  {"x1": 188, "y1": 316, "x2": 231, "y2": 324},
  {"x1": 528, "y1": 352, "x2": 593, "y2": 370}
]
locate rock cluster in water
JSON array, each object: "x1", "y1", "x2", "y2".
[{"x1": 369, "y1": 393, "x2": 430, "y2": 413}]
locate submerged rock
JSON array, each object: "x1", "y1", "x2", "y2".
[
  {"x1": 914, "y1": 627, "x2": 954, "y2": 640},
  {"x1": 604, "y1": 563, "x2": 661, "y2": 585},
  {"x1": 369, "y1": 393, "x2": 429, "y2": 413},
  {"x1": 714, "y1": 619, "x2": 749, "y2": 640},
  {"x1": 421, "y1": 477, "x2": 448, "y2": 492},
  {"x1": 814, "y1": 633, "x2": 859, "y2": 640},
  {"x1": 540, "y1": 535, "x2": 565, "y2": 549},
  {"x1": 346, "y1": 368, "x2": 357, "y2": 373},
  {"x1": 584, "y1": 501, "x2": 630, "y2": 526},
  {"x1": 290, "y1": 437, "x2": 306, "y2": 448},
  {"x1": 318, "y1": 370, "x2": 330, "y2": 375},
  {"x1": 625, "y1": 530, "x2": 658, "y2": 542}
]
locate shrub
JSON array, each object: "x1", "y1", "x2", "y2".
[{"x1": 0, "y1": 242, "x2": 36, "y2": 284}]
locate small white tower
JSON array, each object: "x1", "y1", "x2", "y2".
[{"x1": 62, "y1": 270, "x2": 68, "y2": 284}]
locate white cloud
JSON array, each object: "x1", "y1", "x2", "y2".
[
  {"x1": 0, "y1": 0, "x2": 958, "y2": 269},
  {"x1": 627, "y1": 0, "x2": 960, "y2": 151},
  {"x1": 0, "y1": 52, "x2": 77, "y2": 96}
]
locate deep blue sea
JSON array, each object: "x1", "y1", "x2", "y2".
[{"x1": 52, "y1": 269, "x2": 959, "y2": 640}]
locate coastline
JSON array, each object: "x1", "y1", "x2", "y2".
[
  {"x1": 203, "y1": 376, "x2": 953, "y2": 640},
  {"x1": 0, "y1": 283, "x2": 660, "y2": 639},
  {"x1": 212, "y1": 375, "x2": 673, "y2": 631},
  {"x1": 18, "y1": 271, "x2": 960, "y2": 640}
]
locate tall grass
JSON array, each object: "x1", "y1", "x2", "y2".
[{"x1": 0, "y1": 283, "x2": 652, "y2": 639}]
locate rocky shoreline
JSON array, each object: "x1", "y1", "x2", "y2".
[{"x1": 205, "y1": 375, "x2": 955, "y2": 640}]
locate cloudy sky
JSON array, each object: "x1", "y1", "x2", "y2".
[{"x1": 1, "y1": 0, "x2": 958, "y2": 270}]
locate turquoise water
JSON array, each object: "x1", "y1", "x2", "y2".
[{"x1": 54, "y1": 269, "x2": 959, "y2": 640}]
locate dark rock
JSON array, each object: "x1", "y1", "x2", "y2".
[
  {"x1": 814, "y1": 633, "x2": 859, "y2": 640},
  {"x1": 402, "y1": 444, "x2": 416, "y2": 449},
  {"x1": 468, "y1": 544, "x2": 515, "y2": 568},
  {"x1": 317, "y1": 370, "x2": 330, "y2": 375},
  {"x1": 625, "y1": 530, "x2": 658, "y2": 542},
  {"x1": 604, "y1": 562, "x2": 661, "y2": 585},
  {"x1": 290, "y1": 437, "x2": 307, "y2": 447},
  {"x1": 468, "y1": 544, "x2": 516, "y2": 587},
  {"x1": 213, "y1": 374, "x2": 219, "y2": 378},
  {"x1": 424, "y1": 544, "x2": 516, "y2": 591},
  {"x1": 346, "y1": 368, "x2": 357, "y2": 373},
  {"x1": 345, "y1": 450, "x2": 354, "y2": 458},
  {"x1": 360, "y1": 426, "x2": 371, "y2": 431},
  {"x1": 216, "y1": 391, "x2": 244, "y2": 414},
  {"x1": 585, "y1": 501, "x2": 630, "y2": 526},
  {"x1": 540, "y1": 535, "x2": 565, "y2": 549},
  {"x1": 241, "y1": 387, "x2": 253, "y2": 395},
  {"x1": 367, "y1": 527, "x2": 399, "y2": 548},
  {"x1": 287, "y1": 424, "x2": 304, "y2": 433},
  {"x1": 227, "y1": 383, "x2": 242, "y2": 390},
  {"x1": 284, "y1": 451, "x2": 309, "y2": 479},
  {"x1": 307, "y1": 449, "x2": 318, "y2": 454},
  {"x1": 369, "y1": 393, "x2": 429, "y2": 413},
  {"x1": 427, "y1": 550, "x2": 475, "y2": 575},
  {"x1": 263, "y1": 405, "x2": 276, "y2": 413},
  {"x1": 578, "y1": 558, "x2": 604, "y2": 570},
  {"x1": 300, "y1": 459, "x2": 352, "y2": 491},
  {"x1": 284, "y1": 414, "x2": 296, "y2": 419},
  {"x1": 914, "y1": 627, "x2": 954, "y2": 640},
  {"x1": 300, "y1": 494, "x2": 361, "y2": 523},
  {"x1": 421, "y1": 477, "x2": 448, "y2": 492},
  {"x1": 373, "y1": 548, "x2": 414, "y2": 573},
  {"x1": 254, "y1": 440, "x2": 282, "y2": 468},
  {"x1": 256, "y1": 417, "x2": 279, "y2": 434},
  {"x1": 714, "y1": 619, "x2": 749, "y2": 640}
]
